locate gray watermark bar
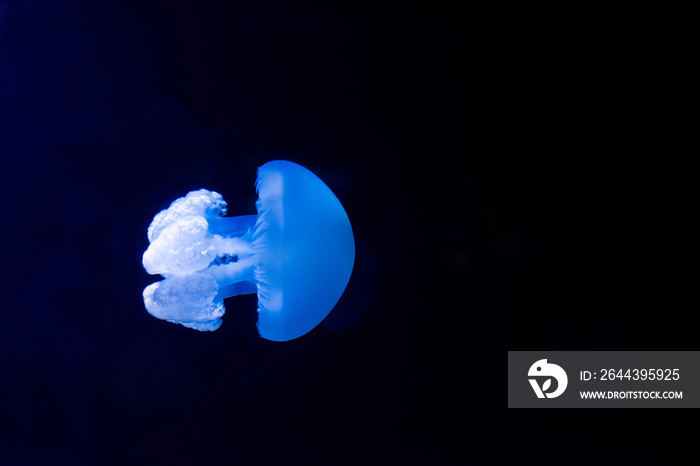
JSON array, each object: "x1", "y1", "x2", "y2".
[{"x1": 508, "y1": 351, "x2": 700, "y2": 408}]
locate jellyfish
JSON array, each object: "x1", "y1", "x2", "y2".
[{"x1": 141, "y1": 160, "x2": 355, "y2": 341}]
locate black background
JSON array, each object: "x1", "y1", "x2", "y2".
[{"x1": 0, "y1": 1, "x2": 691, "y2": 464}]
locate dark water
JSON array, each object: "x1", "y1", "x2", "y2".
[{"x1": 0, "y1": 1, "x2": 689, "y2": 464}]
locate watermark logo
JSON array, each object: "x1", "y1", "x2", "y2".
[{"x1": 528, "y1": 359, "x2": 568, "y2": 398}]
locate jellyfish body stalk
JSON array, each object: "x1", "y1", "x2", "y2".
[
  {"x1": 206, "y1": 224, "x2": 257, "y2": 300},
  {"x1": 207, "y1": 214, "x2": 257, "y2": 237}
]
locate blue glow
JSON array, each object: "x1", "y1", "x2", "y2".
[{"x1": 142, "y1": 160, "x2": 355, "y2": 341}]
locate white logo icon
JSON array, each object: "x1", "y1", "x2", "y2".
[{"x1": 528, "y1": 359, "x2": 568, "y2": 398}]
